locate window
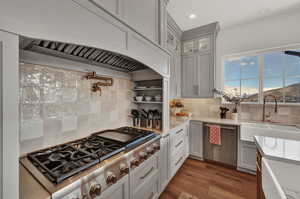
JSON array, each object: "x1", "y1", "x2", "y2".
[{"x1": 223, "y1": 47, "x2": 300, "y2": 104}]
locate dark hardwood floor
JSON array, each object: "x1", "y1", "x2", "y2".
[{"x1": 160, "y1": 158, "x2": 257, "y2": 199}]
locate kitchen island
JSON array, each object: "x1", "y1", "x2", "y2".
[{"x1": 254, "y1": 136, "x2": 300, "y2": 199}]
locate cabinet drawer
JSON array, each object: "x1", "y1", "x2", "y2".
[
  {"x1": 170, "y1": 128, "x2": 185, "y2": 151},
  {"x1": 171, "y1": 136, "x2": 185, "y2": 157},
  {"x1": 132, "y1": 155, "x2": 159, "y2": 189},
  {"x1": 133, "y1": 172, "x2": 159, "y2": 199},
  {"x1": 170, "y1": 149, "x2": 185, "y2": 177}
]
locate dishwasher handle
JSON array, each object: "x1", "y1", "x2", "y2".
[{"x1": 204, "y1": 123, "x2": 236, "y2": 131}]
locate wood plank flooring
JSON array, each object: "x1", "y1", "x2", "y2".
[{"x1": 160, "y1": 158, "x2": 257, "y2": 199}]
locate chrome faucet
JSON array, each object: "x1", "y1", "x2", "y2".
[{"x1": 262, "y1": 95, "x2": 278, "y2": 122}]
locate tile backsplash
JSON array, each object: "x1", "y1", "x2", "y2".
[
  {"x1": 20, "y1": 63, "x2": 135, "y2": 155},
  {"x1": 181, "y1": 98, "x2": 300, "y2": 124}
]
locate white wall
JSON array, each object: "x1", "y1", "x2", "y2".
[{"x1": 216, "y1": 9, "x2": 300, "y2": 89}]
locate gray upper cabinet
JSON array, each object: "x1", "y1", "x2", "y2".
[
  {"x1": 182, "y1": 55, "x2": 197, "y2": 97},
  {"x1": 182, "y1": 52, "x2": 213, "y2": 98},
  {"x1": 123, "y1": 0, "x2": 159, "y2": 43},
  {"x1": 167, "y1": 13, "x2": 182, "y2": 99},
  {"x1": 181, "y1": 22, "x2": 219, "y2": 98}
]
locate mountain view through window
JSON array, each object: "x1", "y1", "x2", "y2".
[{"x1": 224, "y1": 48, "x2": 300, "y2": 103}]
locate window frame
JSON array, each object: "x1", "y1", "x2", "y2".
[{"x1": 221, "y1": 44, "x2": 300, "y2": 105}]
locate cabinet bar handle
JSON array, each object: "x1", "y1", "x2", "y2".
[
  {"x1": 175, "y1": 140, "x2": 183, "y2": 148},
  {"x1": 175, "y1": 156, "x2": 183, "y2": 166},
  {"x1": 140, "y1": 167, "x2": 154, "y2": 180},
  {"x1": 176, "y1": 129, "x2": 183, "y2": 134},
  {"x1": 204, "y1": 124, "x2": 236, "y2": 130}
]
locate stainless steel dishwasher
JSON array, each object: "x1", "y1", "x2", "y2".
[{"x1": 203, "y1": 123, "x2": 238, "y2": 168}]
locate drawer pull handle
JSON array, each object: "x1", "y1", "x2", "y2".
[
  {"x1": 175, "y1": 156, "x2": 183, "y2": 166},
  {"x1": 140, "y1": 167, "x2": 154, "y2": 180},
  {"x1": 176, "y1": 129, "x2": 183, "y2": 134},
  {"x1": 148, "y1": 192, "x2": 154, "y2": 199},
  {"x1": 175, "y1": 140, "x2": 183, "y2": 148},
  {"x1": 204, "y1": 124, "x2": 236, "y2": 130}
]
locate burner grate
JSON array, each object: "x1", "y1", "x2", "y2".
[{"x1": 27, "y1": 127, "x2": 155, "y2": 184}]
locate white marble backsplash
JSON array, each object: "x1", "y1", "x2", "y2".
[
  {"x1": 20, "y1": 63, "x2": 135, "y2": 155},
  {"x1": 181, "y1": 98, "x2": 300, "y2": 124}
]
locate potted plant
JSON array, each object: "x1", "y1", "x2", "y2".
[{"x1": 213, "y1": 88, "x2": 245, "y2": 120}]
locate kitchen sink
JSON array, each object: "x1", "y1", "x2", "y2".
[
  {"x1": 262, "y1": 158, "x2": 300, "y2": 199},
  {"x1": 240, "y1": 122, "x2": 300, "y2": 142}
]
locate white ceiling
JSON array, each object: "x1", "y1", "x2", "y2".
[{"x1": 167, "y1": 0, "x2": 300, "y2": 31}]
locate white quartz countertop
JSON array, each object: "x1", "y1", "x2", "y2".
[
  {"x1": 255, "y1": 135, "x2": 300, "y2": 165},
  {"x1": 169, "y1": 116, "x2": 240, "y2": 131},
  {"x1": 191, "y1": 116, "x2": 241, "y2": 126}
]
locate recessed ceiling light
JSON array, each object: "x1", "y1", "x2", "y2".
[{"x1": 189, "y1": 14, "x2": 197, "y2": 19}]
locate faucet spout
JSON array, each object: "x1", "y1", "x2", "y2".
[{"x1": 262, "y1": 95, "x2": 278, "y2": 122}]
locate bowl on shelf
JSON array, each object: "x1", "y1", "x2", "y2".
[
  {"x1": 145, "y1": 96, "x2": 152, "y2": 102},
  {"x1": 135, "y1": 96, "x2": 143, "y2": 102},
  {"x1": 154, "y1": 95, "x2": 162, "y2": 102}
]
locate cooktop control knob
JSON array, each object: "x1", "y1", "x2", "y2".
[
  {"x1": 106, "y1": 171, "x2": 117, "y2": 185},
  {"x1": 89, "y1": 183, "x2": 101, "y2": 198},
  {"x1": 146, "y1": 146, "x2": 154, "y2": 155},
  {"x1": 152, "y1": 143, "x2": 160, "y2": 151},
  {"x1": 130, "y1": 158, "x2": 140, "y2": 168},
  {"x1": 139, "y1": 151, "x2": 148, "y2": 160},
  {"x1": 120, "y1": 163, "x2": 129, "y2": 175}
]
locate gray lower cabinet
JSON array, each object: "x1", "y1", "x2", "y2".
[
  {"x1": 99, "y1": 176, "x2": 129, "y2": 199},
  {"x1": 237, "y1": 140, "x2": 257, "y2": 173},
  {"x1": 160, "y1": 134, "x2": 170, "y2": 192},
  {"x1": 189, "y1": 121, "x2": 203, "y2": 159}
]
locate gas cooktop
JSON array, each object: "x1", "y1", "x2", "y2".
[{"x1": 27, "y1": 127, "x2": 156, "y2": 184}]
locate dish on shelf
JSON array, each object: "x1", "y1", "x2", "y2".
[
  {"x1": 135, "y1": 86, "x2": 147, "y2": 89},
  {"x1": 145, "y1": 96, "x2": 152, "y2": 102},
  {"x1": 154, "y1": 95, "x2": 162, "y2": 102},
  {"x1": 135, "y1": 96, "x2": 143, "y2": 102}
]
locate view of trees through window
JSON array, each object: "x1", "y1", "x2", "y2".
[{"x1": 224, "y1": 48, "x2": 300, "y2": 103}]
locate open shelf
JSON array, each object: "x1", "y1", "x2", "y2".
[
  {"x1": 133, "y1": 87, "x2": 162, "y2": 91},
  {"x1": 133, "y1": 101, "x2": 163, "y2": 104}
]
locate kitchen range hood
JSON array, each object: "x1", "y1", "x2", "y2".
[{"x1": 20, "y1": 36, "x2": 148, "y2": 72}]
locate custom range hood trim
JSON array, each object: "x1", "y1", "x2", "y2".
[{"x1": 20, "y1": 37, "x2": 148, "y2": 73}]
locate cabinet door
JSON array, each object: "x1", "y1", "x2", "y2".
[
  {"x1": 160, "y1": 135, "x2": 170, "y2": 192},
  {"x1": 238, "y1": 141, "x2": 257, "y2": 172},
  {"x1": 169, "y1": 52, "x2": 176, "y2": 98},
  {"x1": 195, "y1": 52, "x2": 214, "y2": 98},
  {"x1": 182, "y1": 55, "x2": 197, "y2": 97},
  {"x1": 189, "y1": 121, "x2": 203, "y2": 159},
  {"x1": 123, "y1": 0, "x2": 159, "y2": 43},
  {"x1": 91, "y1": 0, "x2": 123, "y2": 18},
  {"x1": 99, "y1": 176, "x2": 129, "y2": 199},
  {"x1": 185, "y1": 123, "x2": 190, "y2": 159},
  {"x1": 175, "y1": 49, "x2": 181, "y2": 98}
]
